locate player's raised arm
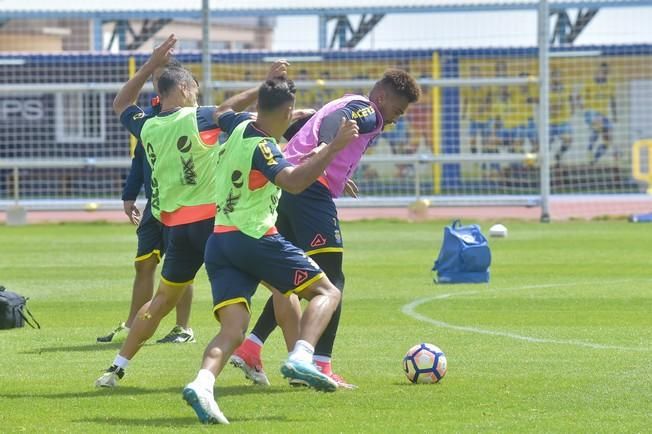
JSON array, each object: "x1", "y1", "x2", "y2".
[
  {"x1": 113, "y1": 34, "x2": 177, "y2": 116},
  {"x1": 212, "y1": 59, "x2": 290, "y2": 122},
  {"x1": 274, "y1": 118, "x2": 359, "y2": 194}
]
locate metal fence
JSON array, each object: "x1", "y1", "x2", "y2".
[{"x1": 2, "y1": 0, "x2": 652, "y2": 220}]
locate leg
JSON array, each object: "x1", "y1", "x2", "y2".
[
  {"x1": 97, "y1": 219, "x2": 210, "y2": 387},
  {"x1": 296, "y1": 278, "x2": 341, "y2": 345},
  {"x1": 184, "y1": 232, "x2": 259, "y2": 424},
  {"x1": 249, "y1": 294, "x2": 278, "y2": 343},
  {"x1": 272, "y1": 290, "x2": 301, "y2": 352},
  {"x1": 157, "y1": 283, "x2": 196, "y2": 343},
  {"x1": 95, "y1": 280, "x2": 187, "y2": 388},
  {"x1": 97, "y1": 206, "x2": 161, "y2": 343},
  {"x1": 202, "y1": 303, "x2": 250, "y2": 376},
  {"x1": 309, "y1": 252, "x2": 356, "y2": 388},
  {"x1": 121, "y1": 281, "x2": 186, "y2": 358},
  {"x1": 312, "y1": 252, "x2": 344, "y2": 360},
  {"x1": 126, "y1": 255, "x2": 158, "y2": 327},
  {"x1": 127, "y1": 204, "x2": 163, "y2": 327},
  {"x1": 280, "y1": 275, "x2": 341, "y2": 392},
  {"x1": 184, "y1": 303, "x2": 248, "y2": 425},
  {"x1": 175, "y1": 284, "x2": 193, "y2": 329},
  {"x1": 96, "y1": 254, "x2": 158, "y2": 343},
  {"x1": 230, "y1": 285, "x2": 301, "y2": 386}
]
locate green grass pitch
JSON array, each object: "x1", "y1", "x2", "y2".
[{"x1": 0, "y1": 220, "x2": 650, "y2": 432}]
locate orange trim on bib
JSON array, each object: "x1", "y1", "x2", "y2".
[
  {"x1": 317, "y1": 175, "x2": 329, "y2": 188},
  {"x1": 214, "y1": 225, "x2": 278, "y2": 236},
  {"x1": 160, "y1": 203, "x2": 216, "y2": 227},
  {"x1": 248, "y1": 170, "x2": 269, "y2": 190},
  {"x1": 199, "y1": 128, "x2": 221, "y2": 146}
]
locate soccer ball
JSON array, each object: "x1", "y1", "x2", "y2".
[{"x1": 402, "y1": 343, "x2": 447, "y2": 384}]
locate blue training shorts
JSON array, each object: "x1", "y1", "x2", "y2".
[
  {"x1": 160, "y1": 217, "x2": 214, "y2": 286},
  {"x1": 135, "y1": 201, "x2": 167, "y2": 262},
  {"x1": 276, "y1": 181, "x2": 343, "y2": 256},
  {"x1": 204, "y1": 231, "x2": 324, "y2": 316}
]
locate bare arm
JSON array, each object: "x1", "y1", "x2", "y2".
[
  {"x1": 212, "y1": 60, "x2": 290, "y2": 123},
  {"x1": 113, "y1": 34, "x2": 177, "y2": 116},
  {"x1": 274, "y1": 119, "x2": 359, "y2": 194}
]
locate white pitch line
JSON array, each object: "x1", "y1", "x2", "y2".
[{"x1": 401, "y1": 280, "x2": 649, "y2": 351}]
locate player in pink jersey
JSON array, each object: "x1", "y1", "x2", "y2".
[{"x1": 230, "y1": 70, "x2": 421, "y2": 388}]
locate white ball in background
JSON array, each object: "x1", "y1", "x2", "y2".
[{"x1": 489, "y1": 223, "x2": 508, "y2": 238}]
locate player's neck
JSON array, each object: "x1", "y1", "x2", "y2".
[
  {"x1": 253, "y1": 117, "x2": 281, "y2": 141},
  {"x1": 159, "y1": 93, "x2": 186, "y2": 113}
]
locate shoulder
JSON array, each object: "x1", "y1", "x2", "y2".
[
  {"x1": 120, "y1": 105, "x2": 148, "y2": 122},
  {"x1": 218, "y1": 111, "x2": 255, "y2": 133}
]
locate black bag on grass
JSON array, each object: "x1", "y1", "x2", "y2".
[{"x1": 0, "y1": 286, "x2": 40, "y2": 329}]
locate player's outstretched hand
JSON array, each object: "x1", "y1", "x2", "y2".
[
  {"x1": 331, "y1": 118, "x2": 359, "y2": 151},
  {"x1": 150, "y1": 34, "x2": 177, "y2": 68},
  {"x1": 123, "y1": 200, "x2": 141, "y2": 225},
  {"x1": 344, "y1": 178, "x2": 359, "y2": 198},
  {"x1": 266, "y1": 59, "x2": 290, "y2": 80}
]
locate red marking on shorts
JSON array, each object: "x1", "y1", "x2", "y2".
[
  {"x1": 310, "y1": 233, "x2": 327, "y2": 248},
  {"x1": 294, "y1": 270, "x2": 308, "y2": 286}
]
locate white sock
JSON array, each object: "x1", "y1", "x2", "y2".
[
  {"x1": 248, "y1": 333, "x2": 264, "y2": 347},
  {"x1": 193, "y1": 369, "x2": 215, "y2": 392},
  {"x1": 288, "y1": 340, "x2": 314, "y2": 364},
  {"x1": 113, "y1": 354, "x2": 130, "y2": 370}
]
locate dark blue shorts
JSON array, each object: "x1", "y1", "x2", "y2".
[
  {"x1": 276, "y1": 181, "x2": 343, "y2": 256},
  {"x1": 160, "y1": 217, "x2": 214, "y2": 286},
  {"x1": 135, "y1": 202, "x2": 167, "y2": 262},
  {"x1": 204, "y1": 231, "x2": 324, "y2": 315}
]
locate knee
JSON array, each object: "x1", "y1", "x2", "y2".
[
  {"x1": 320, "y1": 284, "x2": 341, "y2": 305},
  {"x1": 220, "y1": 322, "x2": 247, "y2": 345},
  {"x1": 134, "y1": 256, "x2": 157, "y2": 275}
]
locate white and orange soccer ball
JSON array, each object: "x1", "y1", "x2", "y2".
[{"x1": 402, "y1": 343, "x2": 447, "y2": 384}]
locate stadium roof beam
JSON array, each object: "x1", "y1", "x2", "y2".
[
  {"x1": 325, "y1": 14, "x2": 385, "y2": 49},
  {"x1": 106, "y1": 18, "x2": 172, "y2": 50},
  {"x1": 3, "y1": 1, "x2": 652, "y2": 19},
  {"x1": 550, "y1": 8, "x2": 599, "y2": 45}
]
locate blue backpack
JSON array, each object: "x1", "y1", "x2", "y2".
[{"x1": 432, "y1": 220, "x2": 491, "y2": 284}]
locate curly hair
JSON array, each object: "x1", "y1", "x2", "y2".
[{"x1": 377, "y1": 69, "x2": 421, "y2": 103}]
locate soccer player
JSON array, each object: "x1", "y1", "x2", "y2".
[
  {"x1": 461, "y1": 65, "x2": 492, "y2": 155},
  {"x1": 549, "y1": 68, "x2": 574, "y2": 166},
  {"x1": 95, "y1": 34, "x2": 289, "y2": 388},
  {"x1": 229, "y1": 69, "x2": 421, "y2": 389},
  {"x1": 182, "y1": 76, "x2": 360, "y2": 424},
  {"x1": 580, "y1": 62, "x2": 617, "y2": 163},
  {"x1": 97, "y1": 60, "x2": 195, "y2": 345}
]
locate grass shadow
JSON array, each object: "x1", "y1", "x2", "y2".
[
  {"x1": 0, "y1": 384, "x2": 292, "y2": 400},
  {"x1": 74, "y1": 414, "x2": 290, "y2": 427},
  {"x1": 23, "y1": 342, "x2": 123, "y2": 354}
]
